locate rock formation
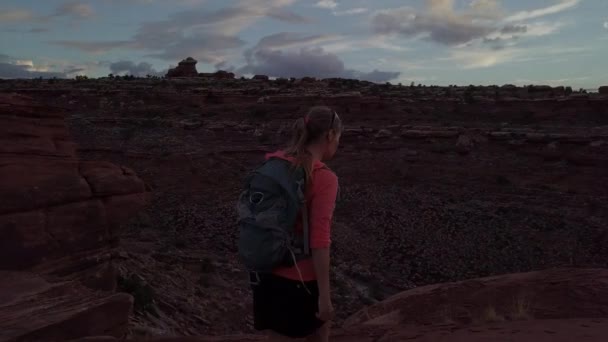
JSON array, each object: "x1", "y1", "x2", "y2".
[
  {"x1": 166, "y1": 57, "x2": 198, "y2": 78},
  {"x1": 0, "y1": 94, "x2": 149, "y2": 341},
  {"x1": 251, "y1": 74, "x2": 268, "y2": 81},
  {"x1": 213, "y1": 70, "x2": 235, "y2": 80},
  {"x1": 599, "y1": 86, "x2": 608, "y2": 95}
]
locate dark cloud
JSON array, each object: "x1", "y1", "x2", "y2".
[
  {"x1": 53, "y1": 1, "x2": 94, "y2": 19},
  {"x1": 109, "y1": 60, "x2": 165, "y2": 77},
  {"x1": 0, "y1": 63, "x2": 66, "y2": 79},
  {"x1": 244, "y1": 32, "x2": 337, "y2": 64},
  {"x1": 64, "y1": 67, "x2": 85, "y2": 74},
  {"x1": 238, "y1": 47, "x2": 400, "y2": 83},
  {"x1": 501, "y1": 25, "x2": 527, "y2": 34}
]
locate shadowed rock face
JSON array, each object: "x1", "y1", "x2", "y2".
[
  {"x1": 0, "y1": 93, "x2": 149, "y2": 341},
  {"x1": 166, "y1": 57, "x2": 199, "y2": 78}
]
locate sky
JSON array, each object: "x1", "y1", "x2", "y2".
[{"x1": 1, "y1": 0, "x2": 607, "y2": 88}]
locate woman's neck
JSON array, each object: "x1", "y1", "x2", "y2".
[{"x1": 306, "y1": 143, "x2": 324, "y2": 162}]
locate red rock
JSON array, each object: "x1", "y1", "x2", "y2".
[
  {"x1": 0, "y1": 272, "x2": 133, "y2": 342},
  {"x1": 345, "y1": 268, "x2": 608, "y2": 327},
  {"x1": 166, "y1": 57, "x2": 198, "y2": 78},
  {"x1": 0, "y1": 160, "x2": 92, "y2": 215},
  {"x1": 104, "y1": 193, "x2": 150, "y2": 236},
  {"x1": 46, "y1": 200, "x2": 108, "y2": 253},
  {"x1": 79, "y1": 161, "x2": 146, "y2": 197},
  {"x1": 0, "y1": 94, "x2": 149, "y2": 340},
  {"x1": 0, "y1": 210, "x2": 55, "y2": 269}
]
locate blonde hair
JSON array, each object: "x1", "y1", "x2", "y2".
[{"x1": 285, "y1": 106, "x2": 342, "y2": 184}]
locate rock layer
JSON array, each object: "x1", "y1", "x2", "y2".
[{"x1": 0, "y1": 93, "x2": 149, "y2": 341}]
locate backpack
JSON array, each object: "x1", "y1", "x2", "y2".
[{"x1": 236, "y1": 157, "x2": 311, "y2": 273}]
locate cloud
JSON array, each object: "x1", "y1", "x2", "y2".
[
  {"x1": 0, "y1": 55, "x2": 67, "y2": 79},
  {"x1": 109, "y1": 60, "x2": 165, "y2": 76},
  {"x1": 505, "y1": 0, "x2": 581, "y2": 22},
  {"x1": 371, "y1": 0, "x2": 577, "y2": 47},
  {"x1": 53, "y1": 40, "x2": 132, "y2": 54},
  {"x1": 501, "y1": 25, "x2": 527, "y2": 34},
  {"x1": 333, "y1": 8, "x2": 369, "y2": 16},
  {"x1": 440, "y1": 45, "x2": 592, "y2": 69},
  {"x1": 54, "y1": 1, "x2": 94, "y2": 19},
  {"x1": 28, "y1": 28, "x2": 50, "y2": 33},
  {"x1": 51, "y1": 0, "x2": 304, "y2": 65},
  {"x1": 244, "y1": 32, "x2": 341, "y2": 63},
  {"x1": 315, "y1": 0, "x2": 338, "y2": 9},
  {"x1": 604, "y1": 21, "x2": 608, "y2": 29},
  {"x1": 371, "y1": 3, "x2": 496, "y2": 45},
  {"x1": 0, "y1": 9, "x2": 35, "y2": 22},
  {"x1": 238, "y1": 46, "x2": 400, "y2": 82},
  {"x1": 1, "y1": 1, "x2": 94, "y2": 25}
]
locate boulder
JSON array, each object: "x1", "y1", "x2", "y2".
[
  {"x1": 0, "y1": 94, "x2": 149, "y2": 340},
  {"x1": 346, "y1": 268, "x2": 608, "y2": 327}
]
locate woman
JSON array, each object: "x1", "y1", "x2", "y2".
[{"x1": 252, "y1": 106, "x2": 342, "y2": 342}]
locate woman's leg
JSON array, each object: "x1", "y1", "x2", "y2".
[{"x1": 306, "y1": 322, "x2": 330, "y2": 342}]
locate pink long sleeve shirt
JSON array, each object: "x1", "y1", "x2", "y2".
[{"x1": 264, "y1": 150, "x2": 338, "y2": 281}]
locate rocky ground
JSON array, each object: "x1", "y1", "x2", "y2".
[{"x1": 2, "y1": 78, "x2": 608, "y2": 340}]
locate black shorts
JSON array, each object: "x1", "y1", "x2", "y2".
[{"x1": 251, "y1": 272, "x2": 325, "y2": 338}]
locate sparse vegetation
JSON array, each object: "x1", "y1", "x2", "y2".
[
  {"x1": 510, "y1": 294, "x2": 532, "y2": 320},
  {"x1": 479, "y1": 306, "x2": 505, "y2": 323}
]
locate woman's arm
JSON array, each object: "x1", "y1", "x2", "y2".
[
  {"x1": 312, "y1": 247, "x2": 331, "y2": 298},
  {"x1": 308, "y1": 169, "x2": 338, "y2": 312}
]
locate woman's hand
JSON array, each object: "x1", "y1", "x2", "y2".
[{"x1": 317, "y1": 294, "x2": 335, "y2": 322}]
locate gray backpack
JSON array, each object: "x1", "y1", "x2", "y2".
[{"x1": 236, "y1": 157, "x2": 311, "y2": 273}]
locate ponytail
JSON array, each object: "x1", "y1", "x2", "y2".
[
  {"x1": 285, "y1": 106, "x2": 342, "y2": 186},
  {"x1": 285, "y1": 117, "x2": 314, "y2": 184}
]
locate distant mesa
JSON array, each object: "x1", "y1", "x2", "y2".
[
  {"x1": 199, "y1": 70, "x2": 235, "y2": 80},
  {"x1": 252, "y1": 74, "x2": 269, "y2": 81},
  {"x1": 166, "y1": 57, "x2": 198, "y2": 78}
]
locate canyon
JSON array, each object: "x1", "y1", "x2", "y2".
[{"x1": 1, "y1": 77, "x2": 607, "y2": 341}]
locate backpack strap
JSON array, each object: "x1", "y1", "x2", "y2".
[{"x1": 296, "y1": 178, "x2": 310, "y2": 256}]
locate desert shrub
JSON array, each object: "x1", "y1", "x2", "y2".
[{"x1": 117, "y1": 274, "x2": 156, "y2": 314}]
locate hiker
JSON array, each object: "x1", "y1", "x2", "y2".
[{"x1": 237, "y1": 106, "x2": 342, "y2": 341}]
